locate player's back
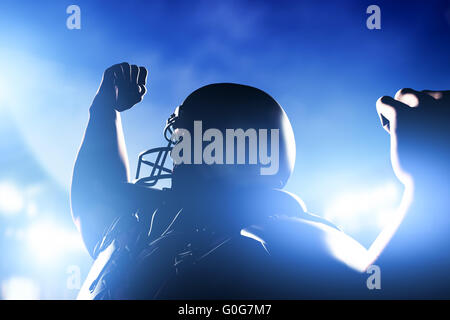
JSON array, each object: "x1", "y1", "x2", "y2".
[
  {"x1": 150, "y1": 215, "x2": 366, "y2": 299},
  {"x1": 79, "y1": 187, "x2": 366, "y2": 299}
]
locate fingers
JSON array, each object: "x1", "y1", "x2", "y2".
[
  {"x1": 131, "y1": 65, "x2": 139, "y2": 83},
  {"x1": 104, "y1": 63, "x2": 125, "y2": 83},
  {"x1": 394, "y1": 88, "x2": 435, "y2": 107},
  {"x1": 119, "y1": 62, "x2": 131, "y2": 82},
  {"x1": 131, "y1": 65, "x2": 148, "y2": 98},
  {"x1": 106, "y1": 63, "x2": 147, "y2": 83},
  {"x1": 138, "y1": 66, "x2": 148, "y2": 85},
  {"x1": 137, "y1": 66, "x2": 148, "y2": 99},
  {"x1": 103, "y1": 66, "x2": 116, "y2": 83},
  {"x1": 103, "y1": 63, "x2": 148, "y2": 105},
  {"x1": 422, "y1": 90, "x2": 450, "y2": 102},
  {"x1": 376, "y1": 96, "x2": 410, "y2": 133},
  {"x1": 139, "y1": 84, "x2": 147, "y2": 96},
  {"x1": 377, "y1": 88, "x2": 450, "y2": 136}
]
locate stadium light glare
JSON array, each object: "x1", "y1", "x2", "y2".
[
  {"x1": 324, "y1": 181, "x2": 400, "y2": 233},
  {"x1": 27, "y1": 221, "x2": 86, "y2": 263},
  {"x1": 0, "y1": 181, "x2": 24, "y2": 215},
  {"x1": 1, "y1": 277, "x2": 40, "y2": 300}
]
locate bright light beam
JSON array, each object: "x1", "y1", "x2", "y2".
[
  {"x1": 324, "y1": 181, "x2": 400, "y2": 233},
  {"x1": 1, "y1": 277, "x2": 40, "y2": 300},
  {"x1": 0, "y1": 181, "x2": 24, "y2": 215},
  {"x1": 27, "y1": 221, "x2": 86, "y2": 264}
]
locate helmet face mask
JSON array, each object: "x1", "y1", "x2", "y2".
[
  {"x1": 134, "y1": 106, "x2": 182, "y2": 187},
  {"x1": 134, "y1": 83, "x2": 296, "y2": 190},
  {"x1": 134, "y1": 143, "x2": 173, "y2": 187}
]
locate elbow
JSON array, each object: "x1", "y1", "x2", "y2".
[
  {"x1": 70, "y1": 174, "x2": 110, "y2": 257},
  {"x1": 70, "y1": 175, "x2": 134, "y2": 258}
]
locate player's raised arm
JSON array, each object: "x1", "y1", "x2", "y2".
[
  {"x1": 71, "y1": 63, "x2": 148, "y2": 255},
  {"x1": 365, "y1": 89, "x2": 450, "y2": 268},
  {"x1": 322, "y1": 89, "x2": 450, "y2": 275}
]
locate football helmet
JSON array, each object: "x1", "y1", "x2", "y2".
[{"x1": 135, "y1": 83, "x2": 296, "y2": 189}]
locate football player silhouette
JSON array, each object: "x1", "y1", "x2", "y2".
[{"x1": 72, "y1": 63, "x2": 450, "y2": 299}]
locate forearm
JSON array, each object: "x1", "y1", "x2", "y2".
[
  {"x1": 364, "y1": 181, "x2": 413, "y2": 269},
  {"x1": 75, "y1": 99, "x2": 130, "y2": 185},
  {"x1": 380, "y1": 171, "x2": 450, "y2": 253},
  {"x1": 71, "y1": 99, "x2": 131, "y2": 253},
  {"x1": 366, "y1": 168, "x2": 450, "y2": 269}
]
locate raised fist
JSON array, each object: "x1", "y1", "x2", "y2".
[
  {"x1": 94, "y1": 62, "x2": 148, "y2": 112},
  {"x1": 376, "y1": 89, "x2": 450, "y2": 185}
]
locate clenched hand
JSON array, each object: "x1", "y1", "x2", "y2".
[
  {"x1": 376, "y1": 89, "x2": 450, "y2": 185},
  {"x1": 93, "y1": 62, "x2": 148, "y2": 112}
]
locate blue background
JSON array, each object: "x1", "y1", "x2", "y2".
[{"x1": 0, "y1": 0, "x2": 448, "y2": 299}]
